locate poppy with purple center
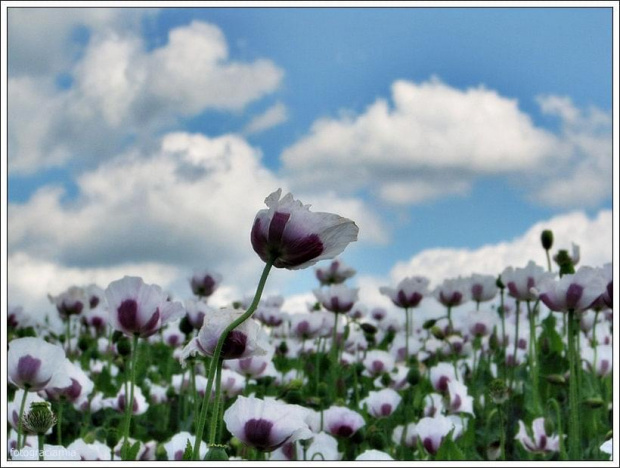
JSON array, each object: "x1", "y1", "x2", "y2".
[
  {"x1": 181, "y1": 308, "x2": 270, "y2": 365},
  {"x1": 8, "y1": 337, "x2": 69, "y2": 392},
  {"x1": 224, "y1": 396, "x2": 312, "y2": 452},
  {"x1": 105, "y1": 276, "x2": 184, "y2": 338},
  {"x1": 251, "y1": 189, "x2": 358, "y2": 270}
]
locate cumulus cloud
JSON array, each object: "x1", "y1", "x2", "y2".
[
  {"x1": 389, "y1": 209, "x2": 611, "y2": 288},
  {"x1": 8, "y1": 131, "x2": 385, "y2": 316},
  {"x1": 243, "y1": 102, "x2": 289, "y2": 135},
  {"x1": 354, "y1": 209, "x2": 612, "y2": 317},
  {"x1": 8, "y1": 20, "x2": 284, "y2": 173},
  {"x1": 8, "y1": 8, "x2": 153, "y2": 77},
  {"x1": 281, "y1": 77, "x2": 611, "y2": 208}
]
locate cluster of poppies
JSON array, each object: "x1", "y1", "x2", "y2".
[{"x1": 6, "y1": 189, "x2": 614, "y2": 461}]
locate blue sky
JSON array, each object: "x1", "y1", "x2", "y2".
[{"x1": 5, "y1": 6, "x2": 614, "y2": 314}]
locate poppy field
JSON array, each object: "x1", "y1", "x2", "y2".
[{"x1": 6, "y1": 189, "x2": 614, "y2": 462}]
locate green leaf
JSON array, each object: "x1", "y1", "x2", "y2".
[
  {"x1": 435, "y1": 431, "x2": 466, "y2": 461},
  {"x1": 182, "y1": 439, "x2": 193, "y2": 460}
]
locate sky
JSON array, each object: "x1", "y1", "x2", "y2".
[{"x1": 3, "y1": 4, "x2": 616, "y2": 322}]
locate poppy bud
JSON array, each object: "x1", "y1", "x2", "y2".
[
  {"x1": 204, "y1": 445, "x2": 229, "y2": 461},
  {"x1": 22, "y1": 402, "x2": 57, "y2": 435},
  {"x1": 541, "y1": 230, "x2": 554, "y2": 251}
]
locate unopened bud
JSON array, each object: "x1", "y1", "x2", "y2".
[
  {"x1": 423, "y1": 319, "x2": 437, "y2": 330},
  {"x1": 367, "y1": 426, "x2": 386, "y2": 450},
  {"x1": 583, "y1": 398, "x2": 605, "y2": 409},
  {"x1": 360, "y1": 322, "x2": 377, "y2": 334},
  {"x1": 545, "y1": 374, "x2": 566, "y2": 385},
  {"x1": 487, "y1": 441, "x2": 501, "y2": 461},
  {"x1": 204, "y1": 445, "x2": 228, "y2": 461},
  {"x1": 406, "y1": 366, "x2": 421, "y2": 386},
  {"x1": 116, "y1": 337, "x2": 132, "y2": 357},
  {"x1": 496, "y1": 276, "x2": 505, "y2": 290},
  {"x1": 541, "y1": 230, "x2": 554, "y2": 251},
  {"x1": 431, "y1": 326, "x2": 445, "y2": 340},
  {"x1": 22, "y1": 402, "x2": 57, "y2": 435},
  {"x1": 351, "y1": 426, "x2": 365, "y2": 444},
  {"x1": 555, "y1": 250, "x2": 575, "y2": 276},
  {"x1": 488, "y1": 379, "x2": 509, "y2": 405},
  {"x1": 179, "y1": 316, "x2": 193, "y2": 335},
  {"x1": 112, "y1": 330, "x2": 124, "y2": 343},
  {"x1": 106, "y1": 428, "x2": 120, "y2": 448}
]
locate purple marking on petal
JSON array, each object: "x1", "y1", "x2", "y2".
[
  {"x1": 539, "y1": 434, "x2": 547, "y2": 450},
  {"x1": 282, "y1": 442, "x2": 296, "y2": 460},
  {"x1": 507, "y1": 282, "x2": 519, "y2": 299},
  {"x1": 118, "y1": 299, "x2": 138, "y2": 333},
  {"x1": 437, "y1": 376, "x2": 450, "y2": 392},
  {"x1": 65, "y1": 378, "x2": 83, "y2": 401},
  {"x1": 451, "y1": 394, "x2": 462, "y2": 411},
  {"x1": 251, "y1": 218, "x2": 270, "y2": 262},
  {"x1": 471, "y1": 284, "x2": 484, "y2": 301},
  {"x1": 330, "y1": 297, "x2": 341, "y2": 312},
  {"x1": 275, "y1": 234, "x2": 324, "y2": 269},
  {"x1": 89, "y1": 296, "x2": 100, "y2": 309},
  {"x1": 423, "y1": 437, "x2": 436, "y2": 454},
  {"x1": 396, "y1": 290, "x2": 408, "y2": 308},
  {"x1": 297, "y1": 321, "x2": 310, "y2": 336},
  {"x1": 174, "y1": 450, "x2": 184, "y2": 461},
  {"x1": 268, "y1": 212, "x2": 291, "y2": 246},
  {"x1": 335, "y1": 425, "x2": 354, "y2": 438},
  {"x1": 244, "y1": 418, "x2": 274, "y2": 451},
  {"x1": 221, "y1": 330, "x2": 248, "y2": 359},
  {"x1": 565, "y1": 283, "x2": 584, "y2": 310},
  {"x1": 17, "y1": 355, "x2": 42, "y2": 385},
  {"x1": 140, "y1": 308, "x2": 160, "y2": 337},
  {"x1": 380, "y1": 403, "x2": 392, "y2": 417},
  {"x1": 371, "y1": 361, "x2": 384, "y2": 374},
  {"x1": 239, "y1": 358, "x2": 252, "y2": 371},
  {"x1": 409, "y1": 292, "x2": 423, "y2": 308}
]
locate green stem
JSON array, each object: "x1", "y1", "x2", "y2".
[
  {"x1": 545, "y1": 250, "x2": 552, "y2": 272},
  {"x1": 567, "y1": 309, "x2": 580, "y2": 460},
  {"x1": 208, "y1": 359, "x2": 224, "y2": 446},
  {"x1": 17, "y1": 388, "x2": 29, "y2": 449},
  {"x1": 499, "y1": 404, "x2": 506, "y2": 461},
  {"x1": 526, "y1": 300, "x2": 541, "y2": 414},
  {"x1": 190, "y1": 363, "x2": 199, "y2": 432},
  {"x1": 192, "y1": 259, "x2": 274, "y2": 460},
  {"x1": 510, "y1": 300, "x2": 521, "y2": 391},
  {"x1": 447, "y1": 306, "x2": 453, "y2": 334},
  {"x1": 56, "y1": 401, "x2": 63, "y2": 447},
  {"x1": 548, "y1": 398, "x2": 566, "y2": 460},
  {"x1": 592, "y1": 310, "x2": 600, "y2": 375},
  {"x1": 405, "y1": 307, "x2": 410, "y2": 362},
  {"x1": 65, "y1": 318, "x2": 72, "y2": 356},
  {"x1": 122, "y1": 335, "x2": 139, "y2": 460},
  {"x1": 38, "y1": 434, "x2": 44, "y2": 461}
]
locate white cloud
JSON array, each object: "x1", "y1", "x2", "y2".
[
  {"x1": 353, "y1": 209, "x2": 612, "y2": 321},
  {"x1": 243, "y1": 102, "x2": 289, "y2": 135},
  {"x1": 8, "y1": 20, "x2": 284, "y2": 173},
  {"x1": 8, "y1": 8, "x2": 153, "y2": 77},
  {"x1": 389, "y1": 210, "x2": 612, "y2": 288},
  {"x1": 281, "y1": 78, "x2": 611, "y2": 208},
  {"x1": 8, "y1": 131, "x2": 384, "y2": 316}
]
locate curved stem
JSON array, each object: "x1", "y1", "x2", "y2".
[
  {"x1": 192, "y1": 259, "x2": 274, "y2": 460},
  {"x1": 548, "y1": 398, "x2": 566, "y2": 460}
]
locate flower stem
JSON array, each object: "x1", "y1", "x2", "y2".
[
  {"x1": 510, "y1": 300, "x2": 521, "y2": 390},
  {"x1": 567, "y1": 309, "x2": 580, "y2": 460},
  {"x1": 526, "y1": 300, "x2": 541, "y2": 414},
  {"x1": 405, "y1": 307, "x2": 410, "y2": 361},
  {"x1": 56, "y1": 401, "x2": 63, "y2": 447},
  {"x1": 65, "y1": 318, "x2": 72, "y2": 356},
  {"x1": 17, "y1": 388, "x2": 29, "y2": 449},
  {"x1": 38, "y1": 434, "x2": 44, "y2": 461},
  {"x1": 548, "y1": 398, "x2": 566, "y2": 460},
  {"x1": 121, "y1": 334, "x2": 139, "y2": 460},
  {"x1": 208, "y1": 359, "x2": 224, "y2": 446},
  {"x1": 192, "y1": 258, "x2": 274, "y2": 460}
]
